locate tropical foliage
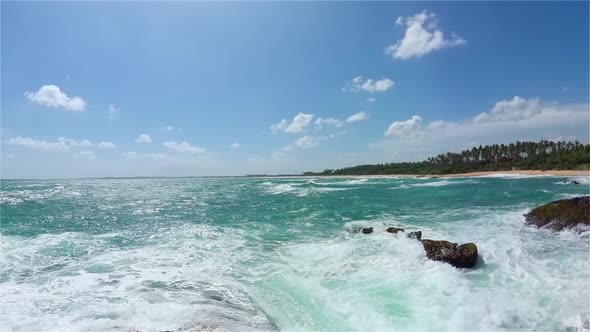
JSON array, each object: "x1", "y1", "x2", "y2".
[{"x1": 307, "y1": 140, "x2": 590, "y2": 175}]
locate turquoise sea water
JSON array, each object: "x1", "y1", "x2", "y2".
[{"x1": 1, "y1": 175, "x2": 589, "y2": 331}]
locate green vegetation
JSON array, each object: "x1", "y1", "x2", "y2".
[{"x1": 308, "y1": 140, "x2": 590, "y2": 175}]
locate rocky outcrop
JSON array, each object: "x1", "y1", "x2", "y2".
[
  {"x1": 385, "y1": 227, "x2": 421, "y2": 240},
  {"x1": 359, "y1": 226, "x2": 477, "y2": 268},
  {"x1": 421, "y1": 240, "x2": 478, "y2": 268},
  {"x1": 361, "y1": 227, "x2": 478, "y2": 268},
  {"x1": 407, "y1": 231, "x2": 422, "y2": 241},
  {"x1": 524, "y1": 196, "x2": 590, "y2": 231},
  {"x1": 361, "y1": 227, "x2": 373, "y2": 234},
  {"x1": 386, "y1": 227, "x2": 405, "y2": 234}
]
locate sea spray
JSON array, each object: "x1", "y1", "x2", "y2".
[{"x1": 1, "y1": 176, "x2": 589, "y2": 331}]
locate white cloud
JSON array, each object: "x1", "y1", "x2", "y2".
[
  {"x1": 344, "y1": 76, "x2": 394, "y2": 93},
  {"x1": 385, "y1": 115, "x2": 423, "y2": 136},
  {"x1": 108, "y1": 104, "x2": 119, "y2": 120},
  {"x1": 98, "y1": 141, "x2": 116, "y2": 149},
  {"x1": 79, "y1": 150, "x2": 96, "y2": 160},
  {"x1": 380, "y1": 97, "x2": 589, "y2": 144},
  {"x1": 135, "y1": 134, "x2": 152, "y2": 143},
  {"x1": 294, "y1": 136, "x2": 319, "y2": 149},
  {"x1": 367, "y1": 97, "x2": 377, "y2": 103},
  {"x1": 473, "y1": 96, "x2": 542, "y2": 123},
  {"x1": 386, "y1": 10, "x2": 466, "y2": 60},
  {"x1": 230, "y1": 142, "x2": 241, "y2": 148},
  {"x1": 5, "y1": 137, "x2": 70, "y2": 152},
  {"x1": 372, "y1": 100, "x2": 589, "y2": 164},
  {"x1": 281, "y1": 132, "x2": 345, "y2": 152},
  {"x1": 25, "y1": 85, "x2": 86, "y2": 111},
  {"x1": 58, "y1": 137, "x2": 93, "y2": 147},
  {"x1": 163, "y1": 141, "x2": 206, "y2": 153},
  {"x1": 270, "y1": 119, "x2": 288, "y2": 133},
  {"x1": 346, "y1": 111, "x2": 368, "y2": 123},
  {"x1": 271, "y1": 113, "x2": 314, "y2": 133},
  {"x1": 315, "y1": 117, "x2": 344, "y2": 128}
]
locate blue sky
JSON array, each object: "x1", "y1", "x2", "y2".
[{"x1": 1, "y1": 1, "x2": 589, "y2": 178}]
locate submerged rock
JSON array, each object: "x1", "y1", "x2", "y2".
[
  {"x1": 386, "y1": 227, "x2": 404, "y2": 234},
  {"x1": 361, "y1": 227, "x2": 373, "y2": 234},
  {"x1": 386, "y1": 227, "x2": 421, "y2": 240},
  {"x1": 421, "y1": 239, "x2": 478, "y2": 268},
  {"x1": 524, "y1": 196, "x2": 590, "y2": 231}
]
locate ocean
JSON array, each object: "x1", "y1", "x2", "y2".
[{"x1": 1, "y1": 175, "x2": 589, "y2": 331}]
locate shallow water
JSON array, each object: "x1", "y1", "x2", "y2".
[{"x1": 1, "y1": 176, "x2": 589, "y2": 331}]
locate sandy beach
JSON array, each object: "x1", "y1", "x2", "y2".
[
  {"x1": 444, "y1": 170, "x2": 590, "y2": 177},
  {"x1": 290, "y1": 170, "x2": 590, "y2": 179}
]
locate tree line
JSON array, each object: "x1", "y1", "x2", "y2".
[{"x1": 306, "y1": 140, "x2": 590, "y2": 176}]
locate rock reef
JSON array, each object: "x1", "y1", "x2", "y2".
[
  {"x1": 364, "y1": 226, "x2": 478, "y2": 268},
  {"x1": 525, "y1": 196, "x2": 589, "y2": 231},
  {"x1": 421, "y1": 240, "x2": 478, "y2": 268}
]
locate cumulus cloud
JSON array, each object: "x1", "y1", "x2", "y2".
[
  {"x1": 383, "y1": 97, "x2": 588, "y2": 140},
  {"x1": 385, "y1": 115, "x2": 423, "y2": 136},
  {"x1": 313, "y1": 112, "x2": 368, "y2": 130},
  {"x1": 294, "y1": 136, "x2": 319, "y2": 149},
  {"x1": 344, "y1": 76, "x2": 395, "y2": 93},
  {"x1": 108, "y1": 104, "x2": 119, "y2": 120},
  {"x1": 386, "y1": 10, "x2": 466, "y2": 60},
  {"x1": 135, "y1": 134, "x2": 152, "y2": 143},
  {"x1": 271, "y1": 113, "x2": 314, "y2": 133},
  {"x1": 5, "y1": 137, "x2": 70, "y2": 152},
  {"x1": 58, "y1": 137, "x2": 93, "y2": 147},
  {"x1": 372, "y1": 99, "x2": 589, "y2": 163},
  {"x1": 25, "y1": 85, "x2": 86, "y2": 111},
  {"x1": 315, "y1": 117, "x2": 344, "y2": 129},
  {"x1": 473, "y1": 96, "x2": 542, "y2": 123},
  {"x1": 346, "y1": 111, "x2": 368, "y2": 123},
  {"x1": 163, "y1": 141, "x2": 206, "y2": 153},
  {"x1": 230, "y1": 142, "x2": 241, "y2": 148},
  {"x1": 98, "y1": 141, "x2": 116, "y2": 149}
]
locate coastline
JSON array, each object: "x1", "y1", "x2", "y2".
[{"x1": 281, "y1": 170, "x2": 590, "y2": 179}]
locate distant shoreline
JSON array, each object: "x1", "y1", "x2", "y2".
[
  {"x1": 274, "y1": 170, "x2": 590, "y2": 179},
  {"x1": 1, "y1": 170, "x2": 588, "y2": 181}
]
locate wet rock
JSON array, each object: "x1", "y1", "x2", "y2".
[
  {"x1": 524, "y1": 196, "x2": 590, "y2": 231},
  {"x1": 570, "y1": 180, "x2": 581, "y2": 185},
  {"x1": 421, "y1": 239, "x2": 478, "y2": 268},
  {"x1": 407, "y1": 231, "x2": 422, "y2": 241},
  {"x1": 361, "y1": 227, "x2": 373, "y2": 234},
  {"x1": 346, "y1": 226, "x2": 367, "y2": 234},
  {"x1": 386, "y1": 227, "x2": 405, "y2": 234}
]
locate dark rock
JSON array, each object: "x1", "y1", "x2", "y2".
[
  {"x1": 570, "y1": 180, "x2": 581, "y2": 185},
  {"x1": 421, "y1": 239, "x2": 478, "y2": 268},
  {"x1": 407, "y1": 231, "x2": 422, "y2": 241},
  {"x1": 524, "y1": 196, "x2": 590, "y2": 231},
  {"x1": 361, "y1": 227, "x2": 373, "y2": 234},
  {"x1": 346, "y1": 226, "x2": 363, "y2": 234},
  {"x1": 386, "y1": 227, "x2": 405, "y2": 234}
]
